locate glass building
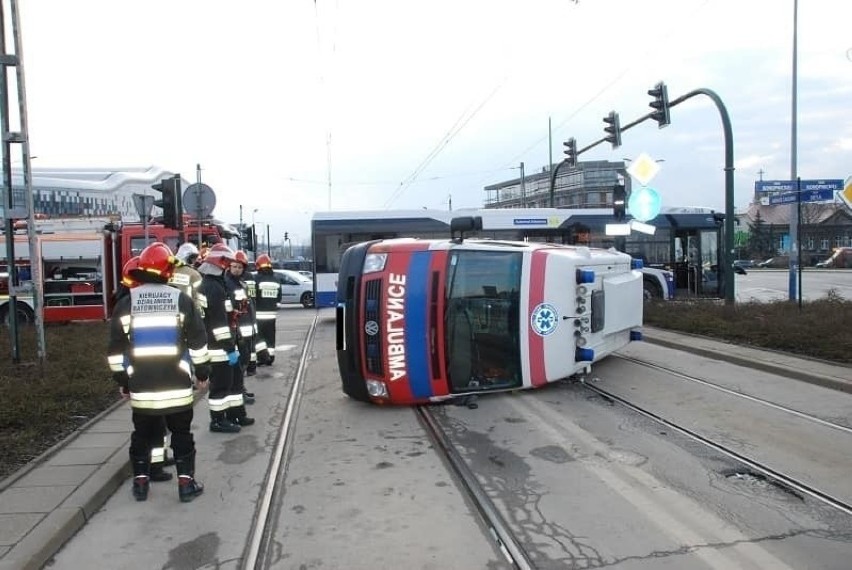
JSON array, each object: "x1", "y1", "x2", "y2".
[
  {"x1": 483, "y1": 160, "x2": 629, "y2": 209},
  {"x1": 2, "y1": 166, "x2": 186, "y2": 222}
]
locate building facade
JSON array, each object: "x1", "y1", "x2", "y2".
[
  {"x1": 2, "y1": 166, "x2": 185, "y2": 223},
  {"x1": 484, "y1": 160, "x2": 629, "y2": 209}
]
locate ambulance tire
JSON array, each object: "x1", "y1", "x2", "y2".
[{"x1": 0, "y1": 302, "x2": 35, "y2": 326}]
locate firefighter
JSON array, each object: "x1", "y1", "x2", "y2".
[
  {"x1": 225, "y1": 250, "x2": 257, "y2": 406},
  {"x1": 107, "y1": 242, "x2": 209, "y2": 503},
  {"x1": 169, "y1": 242, "x2": 203, "y2": 306},
  {"x1": 240, "y1": 260, "x2": 261, "y2": 378},
  {"x1": 253, "y1": 254, "x2": 281, "y2": 366},
  {"x1": 117, "y1": 255, "x2": 174, "y2": 484},
  {"x1": 196, "y1": 244, "x2": 252, "y2": 432}
]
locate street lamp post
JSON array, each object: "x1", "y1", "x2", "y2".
[{"x1": 251, "y1": 208, "x2": 259, "y2": 261}]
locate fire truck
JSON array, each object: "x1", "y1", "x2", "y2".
[{"x1": 0, "y1": 216, "x2": 233, "y2": 324}]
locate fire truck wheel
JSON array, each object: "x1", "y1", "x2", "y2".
[{"x1": 0, "y1": 301, "x2": 36, "y2": 326}]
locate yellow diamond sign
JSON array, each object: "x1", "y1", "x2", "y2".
[
  {"x1": 841, "y1": 176, "x2": 852, "y2": 210},
  {"x1": 626, "y1": 153, "x2": 662, "y2": 186}
]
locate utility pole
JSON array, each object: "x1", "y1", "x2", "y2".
[
  {"x1": 788, "y1": 0, "x2": 799, "y2": 302},
  {"x1": 519, "y1": 162, "x2": 526, "y2": 207},
  {"x1": 1, "y1": 0, "x2": 45, "y2": 362}
]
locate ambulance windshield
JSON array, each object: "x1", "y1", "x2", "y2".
[{"x1": 444, "y1": 250, "x2": 523, "y2": 393}]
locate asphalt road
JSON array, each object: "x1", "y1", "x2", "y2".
[{"x1": 734, "y1": 269, "x2": 852, "y2": 302}]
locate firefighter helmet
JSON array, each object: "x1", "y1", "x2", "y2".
[
  {"x1": 121, "y1": 256, "x2": 142, "y2": 288},
  {"x1": 255, "y1": 254, "x2": 273, "y2": 270},
  {"x1": 234, "y1": 250, "x2": 249, "y2": 266},
  {"x1": 138, "y1": 242, "x2": 177, "y2": 279},
  {"x1": 175, "y1": 242, "x2": 200, "y2": 265},
  {"x1": 204, "y1": 243, "x2": 236, "y2": 269}
]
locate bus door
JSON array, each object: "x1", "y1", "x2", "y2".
[{"x1": 673, "y1": 230, "x2": 720, "y2": 296}]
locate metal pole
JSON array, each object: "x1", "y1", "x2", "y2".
[
  {"x1": 11, "y1": 0, "x2": 45, "y2": 361},
  {"x1": 0, "y1": 2, "x2": 19, "y2": 362},
  {"x1": 519, "y1": 162, "x2": 526, "y2": 207},
  {"x1": 266, "y1": 224, "x2": 270, "y2": 256},
  {"x1": 547, "y1": 117, "x2": 553, "y2": 182},
  {"x1": 238, "y1": 204, "x2": 243, "y2": 250},
  {"x1": 788, "y1": 0, "x2": 799, "y2": 302},
  {"x1": 797, "y1": 177, "x2": 803, "y2": 310},
  {"x1": 196, "y1": 164, "x2": 202, "y2": 245}
]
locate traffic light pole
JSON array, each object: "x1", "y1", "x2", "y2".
[{"x1": 550, "y1": 85, "x2": 735, "y2": 304}]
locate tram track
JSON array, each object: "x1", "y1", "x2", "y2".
[
  {"x1": 581, "y1": 375, "x2": 852, "y2": 517},
  {"x1": 613, "y1": 353, "x2": 852, "y2": 434},
  {"x1": 242, "y1": 314, "x2": 318, "y2": 570},
  {"x1": 416, "y1": 405, "x2": 534, "y2": 570}
]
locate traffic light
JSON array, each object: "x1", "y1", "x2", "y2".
[
  {"x1": 241, "y1": 224, "x2": 255, "y2": 252},
  {"x1": 648, "y1": 81, "x2": 671, "y2": 128},
  {"x1": 562, "y1": 137, "x2": 578, "y2": 168},
  {"x1": 284, "y1": 232, "x2": 289, "y2": 241},
  {"x1": 152, "y1": 175, "x2": 183, "y2": 231},
  {"x1": 603, "y1": 111, "x2": 622, "y2": 148},
  {"x1": 613, "y1": 182, "x2": 627, "y2": 222}
]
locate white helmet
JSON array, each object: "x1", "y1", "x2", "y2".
[{"x1": 175, "y1": 242, "x2": 200, "y2": 264}]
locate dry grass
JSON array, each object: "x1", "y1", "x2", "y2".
[
  {"x1": 2, "y1": 293, "x2": 851, "y2": 481},
  {"x1": 0, "y1": 322, "x2": 119, "y2": 481},
  {"x1": 644, "y1": 290, "x2": 852, "y2": 364}
]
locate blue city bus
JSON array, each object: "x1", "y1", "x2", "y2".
[{"x1": 311, "y1": 207, "x2": 724, "y2": 307}]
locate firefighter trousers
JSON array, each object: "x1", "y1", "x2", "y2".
[
  {"x1": 257, "y1": 319, "x2": 277, "y2": 361},
  {"x1": 130, "y1": 409, "x2": 194, "y2": 464},
  {"x1": 207, "y1": 361, "x2": 236, "y2": 422}
]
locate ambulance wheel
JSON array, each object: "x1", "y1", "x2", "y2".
[{"x1": 0, "y1": 302, "x2": 35, "y2": 326}]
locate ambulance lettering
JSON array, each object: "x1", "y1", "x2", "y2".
[{"x1": 386, "y1": 273, "x2": 407, "y2": 381}]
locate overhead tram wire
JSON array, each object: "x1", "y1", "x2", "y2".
[
  {"x1": 383, "y1": 77, "x2": 508, "y2": 209},
  {"x1": 474, "y1": 0, "x2": 712, "y2": 194}
]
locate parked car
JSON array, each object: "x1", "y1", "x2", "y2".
[
  {"x1": 733, "y1": 259, "x2": 755, "y2": 269},
  {"x1": 756, "y1": 256, "x2": 789, "y2": 268},
  {"x1": 274, "y1": 269, "x2": 314, "y2": 307},
  {"x1": 251, "y1": 269, "x2": 314, "y2": 308},
  {"x1": 816, "y1": 247, "x2": 852, "y2": 268}
]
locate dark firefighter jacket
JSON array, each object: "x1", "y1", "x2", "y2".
[
  {"x1": 253, "y1": 269, "x2": 282, "y2": 321},
  {"x1": 107, "y1": 283, "x2": 210, "y2": 414},
  {"x1": 196, "y1": 272, "x2": 237, "y2": 363}
]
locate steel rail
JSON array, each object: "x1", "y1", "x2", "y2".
[{"x1": 242, "y1": 314, "x2": 318, "y2": 569}]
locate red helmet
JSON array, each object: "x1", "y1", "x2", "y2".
[
  {"x1": 204, "y1": 243, "x2": 236, "y2": 269},
  {"x1": 255, "y1": 254, "x2": 273, "y2": 270},
  {"x1": 234, "y1": 250, "x2": 249, "y2": 266},
  {"x1": 121, "y1": 256, "x2": 141, "y2": 288},
  {"x1": 138, "y1": 242, "x2": 176, "y2": 279}
]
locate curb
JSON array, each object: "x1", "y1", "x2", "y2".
[{"x1": 642, "y1": 332, "x2": 852, "y2": 395}]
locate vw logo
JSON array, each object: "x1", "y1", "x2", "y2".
[{"x1": 364, "y1": 320, "x2": 380, "y2": 336}]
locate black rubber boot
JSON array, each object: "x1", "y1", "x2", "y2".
[
  {"x1": 175, "y1": 451, "x2": 204, "y2": 503},
  {"x1": 209, "y1": 411, "x2": 241, "y2": 433},
  {"x1": 227, "y1": 405, "x2": 255, "y2": 426},
  {"x1": 131, "y1": 457, "x2": 150, "y2": 501},
  {"x1": 243, "y1": 390, "x2": 256, "y2": 405}
]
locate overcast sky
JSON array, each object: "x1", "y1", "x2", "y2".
[{"x1": 14, "y1": 0, "x2": 852, "y2": 246}]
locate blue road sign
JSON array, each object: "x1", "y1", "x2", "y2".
[
  {"x1": 756, "y1": 180, "x2": 797, "y2": 192},
  {"x1": 757, "y1": 178, "x2": 842, "y2": 194},
  {"x1": 765, "y1": 179, "x2": 842, "y2": 205},
  {"x1": 768, "y1": 189, "x2": 836, "y2": 205}
]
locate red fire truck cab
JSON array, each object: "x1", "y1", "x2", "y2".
[{"x1": 0, "y1": 216, "x2": 232, "y2": 324}]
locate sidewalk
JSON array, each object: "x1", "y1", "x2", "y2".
[{"x1": 2, "y1": 329, "x2": 851, "y2": 569}]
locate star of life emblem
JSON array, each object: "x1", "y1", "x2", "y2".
[{"x1": 531, "y1": 303, "x2": 558, "y2": 336}]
